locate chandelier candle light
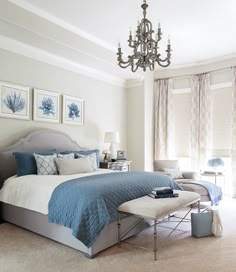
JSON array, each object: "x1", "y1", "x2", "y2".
[{"x1": 117, "y1": 0, "x2": 172, "y2": 72}]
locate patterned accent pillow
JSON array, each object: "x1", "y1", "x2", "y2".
[
  {"x1": 57, "y1": 153, "x2": 75, "y2": 159},
  {"x1": 55, "y1": 157, "x2": 93, "y2": 175},
  {"x1": 34, "y1": 153, "x2": 57, "y2": 175},
  {"x1": 76, "y1": 153, "x2": 97, "y2": 170},
  {"x1": 163, "y1": 168, "x2": 183, "y2": 179}
]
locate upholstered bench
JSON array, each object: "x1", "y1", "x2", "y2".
[{"x1": 117, "y1": 190, "x2": 200, "y2": 261}]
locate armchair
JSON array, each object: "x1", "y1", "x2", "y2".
[
  {"x1": 153, "y1": 160, "x2": 197, "y2": 181},
  {"x1": 153, "y1": 160, "x2": 210, "y2": 202}
]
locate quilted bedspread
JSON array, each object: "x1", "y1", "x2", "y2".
[{"x1": 48, "y1": 171, "x2": 182, "y2": 247}]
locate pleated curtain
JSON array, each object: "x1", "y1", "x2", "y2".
[
  {"x1": 231, "y1": 67, "x2": 236, "y2": 197},
  {"x1": 190, "y1": 73, "x2": 211, "y2": 171},
  {"x1": 154, "y1": 79, "x2": 173, "y2": 160}
]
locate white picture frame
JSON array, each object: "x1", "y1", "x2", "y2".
[
  {"x1": 33, "y1": 88, "x2": 60, "y2": 123},
  {"x1": 62, "y1": 95, "x2": 84, "y2": 125},
  {"x1": 0, "y1": 81, "x2": 30, "y2": 120}
]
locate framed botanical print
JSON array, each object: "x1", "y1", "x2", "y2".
[
  {"x1": 33, "y1": 88, "x2": 60, "y2": 123},
  {"x1": 0, "y1": 81, "x2": 30, "y2": 120},
  {"x1": 62, "y1": 95, "x2": 84, "y2": 125}
]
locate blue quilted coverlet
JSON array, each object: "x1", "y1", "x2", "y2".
[
  {"x1": 48, "y1": 171, "x2": 181, "y2": 247},
  {"x1": 180, "y1": 180, "x2": 222, "y2": 205}
]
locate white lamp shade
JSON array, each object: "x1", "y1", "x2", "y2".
[{"x1": 104, "y1": 132, "x2": 120, "y2": 144}]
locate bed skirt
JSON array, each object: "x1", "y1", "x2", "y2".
[{"x1": 0, "y1": 202, "x2": 149, "y2": 258}]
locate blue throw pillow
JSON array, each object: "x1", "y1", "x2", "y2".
[
  {"x1": 61, "y1": 149, "x2": 100, "y2": 167},
  {"x1": 14, "y1": 150, "x2": 56, "y2": 176}
]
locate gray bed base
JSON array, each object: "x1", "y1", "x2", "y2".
[{"x1": 1, "y1": 202, "x2": 148, "y2": 258}]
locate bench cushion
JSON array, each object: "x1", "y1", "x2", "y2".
[{"x1": 118, "y1": 190, "x2": 200, "y2": 220}]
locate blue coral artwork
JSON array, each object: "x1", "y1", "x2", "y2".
[
  {"x1": 39, "y1": 97, "x2": 55, "y2": 117},
  {"x1": 34, "y1": 89, "x2": 60, "y2": 123},
  {"x1": 4, "y1": 91, "x2": 25, "y2": 113},
  {"x1": 63, "y1": 95, "x2": 84, "y2": 125},
  {"x1": 0, "y1": 82, "x2": 30, "y2": 120},
  {"x1": 68, "y1": 103, "x2": 80, "y2": 119}
]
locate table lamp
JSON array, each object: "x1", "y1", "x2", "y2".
[{"x1": 104, "y1": 132, "x2": 120, "y2": 159}]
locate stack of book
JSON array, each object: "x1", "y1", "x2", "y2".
[{"x1": 148, "y1": 187, "x2": 178, "y2": 199}]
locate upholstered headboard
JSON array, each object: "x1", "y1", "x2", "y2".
[{"x1": 0, "y1": 129, "x2": 86, "y2": 188}]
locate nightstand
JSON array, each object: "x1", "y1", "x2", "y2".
[{"x1": 100, "y1": 161, "x2": 132, "y2": 171}]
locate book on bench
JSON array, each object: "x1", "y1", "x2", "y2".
[
  {"x1": 152, "y1": 187, "x2": 173, "y2": 195},
  {"x1": 148, "y1": 193, "x2": 179, "y2": 199}
]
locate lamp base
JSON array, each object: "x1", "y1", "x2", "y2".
[{"x1": 110, "y1": 142, "x2": 117, "y2": 160}]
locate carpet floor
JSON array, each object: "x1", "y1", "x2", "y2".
[{"x1": 1, "y1": 198, "x2": 236, "y2": 272}]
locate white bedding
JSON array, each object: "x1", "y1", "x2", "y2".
[{"x1": 0, "y1": 169, "x2": 113, "y2": 215}]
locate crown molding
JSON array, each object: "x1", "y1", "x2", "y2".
[
  {"x1": 0, "y1": 35, "x2": 127, "y2": 87},
  {"x1": 155, "y1": 54, "x2": 236, "y2": 79},
  {"x1": 0, "y1": 16, "x2": 119, "y2": 72},
  {"x1": 125, "y1": 78, "x2": 144, "y2": 89},
  {"x1": 163, "y1": 53, "x2": 236, "y2": 70},
  {"x1": 8, "y1": 0, "x2": 117, "y2": 53}
]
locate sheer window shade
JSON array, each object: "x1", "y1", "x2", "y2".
[
  {"x1": 172, "y1": 92, "x2": 191, "y2": 157},
  {"x1": 172, "y1": 86, "x2": 233, "y2": 158},
  {"x1": 211, "y1": 86, "x2": 233, "y2": 157}
]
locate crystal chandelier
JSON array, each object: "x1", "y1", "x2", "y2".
[{"x1": 117, "y1": 0, "x2": 172, "y2": 72}]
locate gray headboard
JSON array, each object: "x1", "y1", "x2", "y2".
[{"x1": 0, "y1": 129, "x2": 85, "y2": 188}]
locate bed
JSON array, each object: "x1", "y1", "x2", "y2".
[{"x1": 0, "y1": 129, "x2": 180, "y2": 258}]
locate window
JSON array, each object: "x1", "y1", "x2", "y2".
[
  {"x1": 211, "y1": 86, "x2": 233, "y2": 157},
  {"x1": 172, "y1": 91, "x2": 191, "y2": 157},
  {"x1": 171, "y1": 72, "x2": 233, "y2": 160}
]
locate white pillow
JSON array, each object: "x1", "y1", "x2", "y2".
[
  {"x1": 55, "y1": 157, "x2": 94, "y2": 175},
  {"x1": 76, "y1": 153, "x2": 97, "y2": 170},
  {"x1": 163, "y1": 167, "x2": 183, "y2": 179},
  {"x1": 34, "y1": 153, "x2": 57, "y2": 175},
  {"x1": 57, "y1": 153, "x2": 74, "y2": 159}
]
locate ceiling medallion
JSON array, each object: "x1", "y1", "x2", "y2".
[{"x1": 117, "y1": 0, "x2": 172, "y2": 72}]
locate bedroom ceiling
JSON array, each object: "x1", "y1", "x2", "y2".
[{"x1": 1, "y1": 0, "x2": 236, "y2": 85}]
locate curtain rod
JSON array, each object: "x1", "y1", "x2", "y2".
[{"x1": 155, "y1": 66, "x2": 234, "y2": 81}]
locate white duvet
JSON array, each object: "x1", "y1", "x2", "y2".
[{"x1": 0, "y1": 169, "x2": 113, "y2": 215}]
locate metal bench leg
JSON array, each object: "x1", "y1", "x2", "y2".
[
  {"x1": 198, "y1": 200, "x2": 200, "y2": 213},
  {"x1": 118, "y1": 212, "x2": 121, "y2": 248},
  {"x1": 154, "y1": 219, "x2": 157, "y2": 261}
]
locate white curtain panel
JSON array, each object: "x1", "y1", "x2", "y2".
[
  {"x1": 190, "y1": 73, "x2": 211, "y2": 171},
  {"x1": 231, "y1": 66, "x2": 236, "y2": 197},
  {"x1": 154, "y1": 79, "x2": 173, "y2": 160}
]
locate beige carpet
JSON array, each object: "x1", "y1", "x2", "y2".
[{"x1": 1, "y1": 199, "x2": 236, "y2": 272}]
